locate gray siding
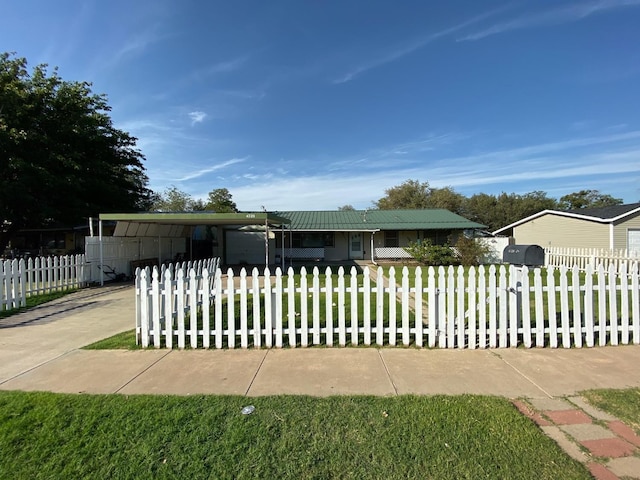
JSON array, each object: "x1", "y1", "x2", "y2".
[{"x1": 513, "y1": 214, "x2": 610, "y2": 248}]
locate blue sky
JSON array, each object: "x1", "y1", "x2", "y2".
[{"x1": 3, "y1": 0, "x2": 640, "y2": 210}]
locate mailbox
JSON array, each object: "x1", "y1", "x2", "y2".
[{"x1": 502, "y1": 244, "x2": 545, "y2": 267}]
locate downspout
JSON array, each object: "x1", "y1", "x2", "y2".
[{"x1": 370, "y1": 231, "x2": 378, "y2": 266}]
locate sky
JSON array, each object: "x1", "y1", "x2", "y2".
[{"x1": 2, "y1": 0, "x2": 640, "y2": 211}]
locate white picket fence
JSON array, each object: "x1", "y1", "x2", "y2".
[
  {"x1": 135, "y1": 263, "x2": 640, "y2": 350},
  {"x1": 545, "y1": 246, "x2": 639, "y2": 273},
  {"x1": 1, "y1": 255, "x2": 88, "y2": 311}
]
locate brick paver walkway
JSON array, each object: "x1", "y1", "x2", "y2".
[{"x1": 514, "y1": 397, "x2": 640, "y2": 480}]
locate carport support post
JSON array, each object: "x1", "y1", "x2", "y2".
[
  {"x1": 264, "y1": 217, "x2": 269, "y2": 269},
  {"x1": 99, "y1": 219, "x2": 104, "y2": 286},
  {"x1": 280, "y1": 224, "x2": 285, "y2": 270}
]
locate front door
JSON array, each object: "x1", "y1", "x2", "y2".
[{"x1": 349, "y1": 232, "x2": 363, "y2": 260}]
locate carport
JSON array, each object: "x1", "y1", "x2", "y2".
[{"x1": 96, "y1": 212, "x2": 290, "y2": 285}]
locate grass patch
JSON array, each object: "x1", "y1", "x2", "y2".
[
  {"x1": 582, "y1": 388, "x2": 640, "y2": 434},
  {"x1": 83, "y1": 329, "x2": 138, "y2": 350},
  {"x1": 0, "y1": 392, "x2": 589, "y2": 479},
  {"x1": 0, "y1": 290, "x2": 77, "y2": 319}
]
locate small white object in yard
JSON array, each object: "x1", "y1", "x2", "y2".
[{"x1": 241, "y1": 405, "x2": 255, "y2": 415}]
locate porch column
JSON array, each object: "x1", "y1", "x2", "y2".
[{"x1": 370, "y1": 232, "x2": 376, "y2": 264}]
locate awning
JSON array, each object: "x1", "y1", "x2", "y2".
[{"x1": 99, "y1": 212, "x2": 291, "y2": 237}]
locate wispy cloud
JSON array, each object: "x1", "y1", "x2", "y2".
[
  {"x1": 229, "y1": 130, "x2": 640, "y2": 210},
  {"x1": 459, "y1": 0, "x2": 640, "y2": 41},
  {"x1": 177, "y1": 157, "x2": 249, "y2": 182},
  {"x1": 188, "y1": 111, "x2": 207, "y2": 125},
  {"x1": 333, "y1": 5, "x2": 511, "y2": 84},
  {"x1": 101, "y1": 26, "x2": 170, "y2": 71}
]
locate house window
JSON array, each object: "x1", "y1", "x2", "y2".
[
  {"x1": 384, "y1": 231, "x2": 399, "y2": 247},
  {"x1": 290, "y1": 232, "x2": 334, "y2": 248},
  {"x1": 422, "y1": 230, "x2": 452, "y2": 245}
]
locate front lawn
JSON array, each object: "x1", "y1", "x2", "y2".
[{"x1": 0, "y1": 392, "x2": 589, "y2": 479}]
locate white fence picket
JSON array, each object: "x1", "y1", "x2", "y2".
[
  {"x1": 133, "y1": 259, "x2": 640, "y2": 351},
  {"x1": 0, "y1": 254, "x2": 87, "y2": 312}
]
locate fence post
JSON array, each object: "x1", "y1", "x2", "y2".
[
  {"x1": 363, "y1": 267, "x2": 371, "y2": 346},
  {"x1": 388, "y1": 267, "x2": 397, "y2": 346},
  {"x1": 337, "y1": 266, "x2": 346, "y2": 347},
  {"x1": 139, "y1": 269, "x2": 150, "y2": 348},
  {"x1": 571, "y1": 266, "x2": 583, "y2": 348},
  {"x1": 287, "y1": 267, "x2": 297, "y2": 348},
  {"x1": 350, "y1": 266, "x2": 359, "y2": 346},
  {"x1": 300, "y1": 266, "x2": 309, "y2": 347},
  {"x1": 19, "y1": 258, "x2": 27, "y2": 308},
  {"x1": 401, "y1": 266, "x2": 410, "y2": 346},
  {"x1": 415, "y1": 267, "x2": 423, "y2": 348},
  {"x1": 325, "y1": 267, "x2": 334, "y2": 347},
  {"x1": 152, "y1": 268, "x2": 161, "y2": 348}
]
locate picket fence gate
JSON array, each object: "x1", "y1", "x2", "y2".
[
  {"x1": 136, "y1": 263, "x2": 640, "y2": 350},
  {"x1": 1, "y1": 255, "x2": 88, "y2": 311}
]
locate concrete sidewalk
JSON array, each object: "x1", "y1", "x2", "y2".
[{"x1": 1, "y1": 284, "x2": 640, "y2": 398}]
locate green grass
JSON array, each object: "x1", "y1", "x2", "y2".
[
  {"x1": 0, "y1": 391, "x2": 590, "y2": 479},
  {"x1": 0, "y1": 289, "x2": 77, "y2": 319},
  {"x1": 83, "y1": 329, "x2": 139, "y2": 350},
  {"x1": 582, "y1": 388, "x2": 640, "y2": 434}
]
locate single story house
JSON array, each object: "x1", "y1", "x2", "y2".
[
  {"x1": 90, "y1": 209, "x2": 484, "y2": 278},
  {"x1": 274, "y1": 209, "x2": 485, "y2": 263},
  {"x1": 493, "y1": 202, "x2": 640, "y2": 254}
]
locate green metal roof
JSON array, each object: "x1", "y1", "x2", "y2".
[
  {"x1": 100, "y1": 212, "x2": 290, "y2": 226},
  {"x1": 276, "y1": 209, "x2": 485, "y2": 231}
]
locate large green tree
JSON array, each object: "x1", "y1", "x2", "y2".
[
  {"x1": 205, "y1": 188, "x2": 238, "y2": 213},
  {"x1": 558, "y1": 189, "x2": 623, "y2": 210},
  {"x1": 150, "y1": 186, "x2": 238, "y2": 213},
  {"x1": 375, "y1": 179, "x2": 431, "y2": 209},
  {"x1": 151, "y1": 186, "x2": 205, "y2": 212},
  {"x1": 0, "y1": 53, "x2": 152, "y2": 248}
]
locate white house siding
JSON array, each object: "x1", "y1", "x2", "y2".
[
  {"x1": 613, "y1": 211, "x2": 640, "y2": 250},
  {"x1": 324, "y1": 232, "x2": 350, "y2": 261},
  {"x1": 514, "y1": 214, "x2": 609, "y2": 249}
]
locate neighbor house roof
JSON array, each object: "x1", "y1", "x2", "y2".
[
  {"x1": 277, "y1": 209, "x2": 486, "y2": 232},
  {"x1": 493, "y1": 202, "x2": 640, "y2": 235}
]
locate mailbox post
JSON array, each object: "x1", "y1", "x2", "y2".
[{"x1": 502, "y1": 245, "x2": 545, "y2": 342}]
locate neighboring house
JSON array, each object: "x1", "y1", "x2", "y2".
[
  {"x1": 275, "y1": 209, "x2": 485, "y2": 263},
  {"x1": 493, "y1": 203, "x2": 640, "y2": 254}
]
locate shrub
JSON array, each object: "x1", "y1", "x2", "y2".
[
  {"x1": 453, "y1": 235, "x2": 493, "y2": 266},
  {"x1": 403, "y1": 239, "x2": 458, "y2": 266}
]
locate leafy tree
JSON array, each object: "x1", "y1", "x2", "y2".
[
  {"x1": 338, "y1": 204, "x2": 355, "y2": 211},
  {"x1": 205, "y1": 188, "x2": 238, "y2": 213},
  {"x1": 426, "y1": 186, "x2": 466, "y2": 214},
  {"x1": 0, "y1": 52, "x2": 151, "y2": 249},
  {"x1": 558, "y1": 190, "x2": 623, "y2": 210},
  {"x1": 465, "y1": 191, "x2": 557, "y2": 231},
  {"x1": 151, "y1": 186, "x2": 199, "y2": 212},
  {"x1": 375, "y1": 179, "x2": 431, "y2": 209}
]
